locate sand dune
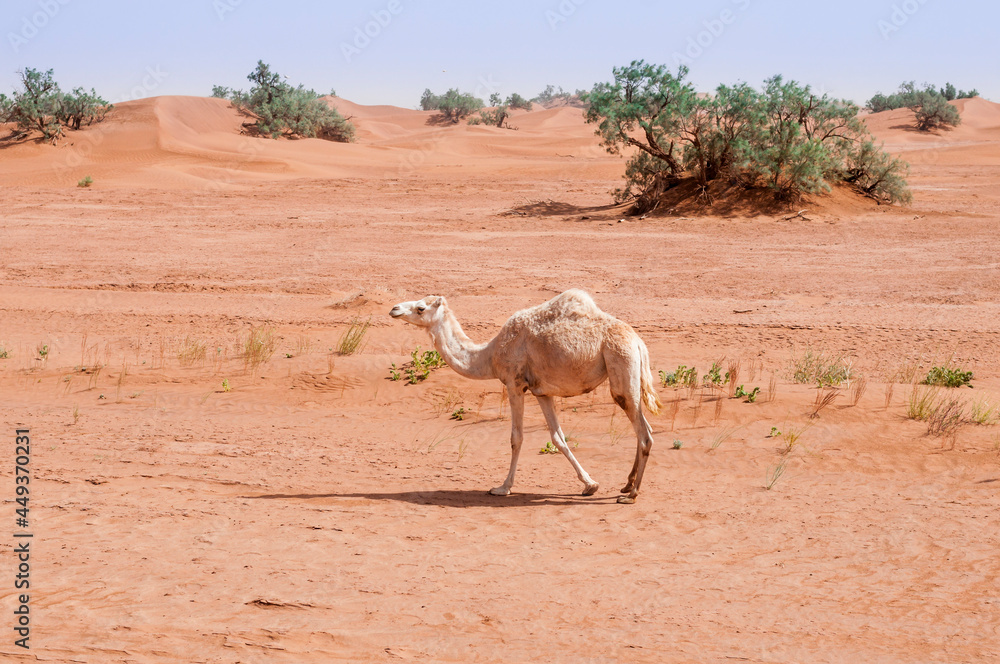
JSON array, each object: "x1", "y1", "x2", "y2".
[
  {"x1": 3, "y1": 93, "x2": 998, "y2": 190},
  {"x1": 0, "y1": 95, "x2": 618, "y2": 188}
]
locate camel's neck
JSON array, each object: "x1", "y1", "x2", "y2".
[{"x1": 427, "y1": 308, "x2": 495, "y2": 381}]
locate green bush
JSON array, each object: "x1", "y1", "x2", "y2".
[
  {"x1": 0, "y1": 68, "x2": 111, "y2": 143},
  {"x1": 583, "y1": 62, "x2": 911, "y2": 210},
  {"x1": 911, "y1": 92, "x2": 961, "y2": 131},
  {"x1": 467, "y1": 92, "x2": 532, "y2": 128},
  {"x1": 532, "y1": 84, "x2": 587, "y2": 108},
  {"x1": 867, "y1": 81, "x2": 977, "y2": 112},
  {"x1": 214, "y1": 61, "x2": 353, "y2": 142},
  {"x1": 420, "y1": 88, "x2": 483, "y2": 123},
  {"x1": 866, "y1": 81, "x2": 968, "y2": 131},
  {"x1": 922, "y1": 366, "x2": 973, "y2": 388},
  {"x1": 842, "y1": 140, "x2": 912, "y2": 205}
]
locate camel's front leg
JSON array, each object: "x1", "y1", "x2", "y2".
[
  {"x1": 490, "y1": 388, "x2": 524, "y2": 496},
  {"x1": 536, "y1": 396, "x2": 599, "y2": 495}
]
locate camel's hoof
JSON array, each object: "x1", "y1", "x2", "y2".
[
  {"x1": 620, "y1": 485, "x2": 633, "y2": 494},
  {"x1": 582, "y1": 482, "x2": 599, "y2": 496},
  {"x1": 617, "y1": 495, "x2": 636, "y2": 504},
  {"x1": 488, "y1": 486, "x2": 511, "y2": 496}
]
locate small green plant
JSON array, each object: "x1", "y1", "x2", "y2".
[
  {"x1": 703, "y1": 361, "x2": 723, "y2": 388},
  {"x1": 37, "y1": 344, "x2": 49, "y2": 360},
  {"x1": 0, "y1": 346, "x2": 9, "y2": 359},
  {"x1": 922, "y1": 366, "x2": 973, "y2": 388},
  {"x1": 733, "y1": 385, "x2": 761, "y2": 403},
  {"x1": 77, "y1": 175, "x2": 93, "y2": 187},
  {"x1": 660, "y1": 365, "x2": 697, "y2": 388},
  {"x1": 768, "y1": 426, "x2": 781, "y2": 438},
  {"x1": 672, "y1": 439, "x2": 683, "y2": 450},
  {"x1": 222, "y1": 378, "x2": 231, "y2": 392},
  {"x1": 765, "y1": 459, "x2": 788, "y2": 490},
  {"x1": 394, "y1": 347, "x2": 447, "y2": 385},
  {"x1": 450, "y1": 407, "x2": 466, "y2": 421},
  {"x1": 540, "y1": 441, "x2": 559, "y2": 454},
  {"x1": 336, "y1": 316, "x2": 371, "y2": 356}
]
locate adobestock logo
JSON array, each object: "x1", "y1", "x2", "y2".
[
  {"x1": 341, "y1": 0, "x2": 404, "y2": 63},
  {"x1": 7, "y1": 0, "x2": 72, "y2": 53}
]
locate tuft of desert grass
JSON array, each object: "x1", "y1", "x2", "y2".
[
  {"x1": 884, "y1": 382, "x2": 895, "y2": 410},
  {"x1": 970, "y1": 397, "x2": 999, "y2": 426},
  {"x1": 767, "y1": 373, "x2": 777, "y2": 403},
  {"x1": 792, "y1": 349, "x2": 851, "y2": 387},
  {"x1": 906, "y1": 384, "x2": 941, "y2": 421},
  {"x1": 726, "y1": 359, "x2": 741, "y2": 397},
  {"x1": 709, "y1": 425, "x2": 741, "y2": 452},
  {"x1": 178, "y1": 336, "x2": 208, "y2": 367},
  {"x1": 337, "y1": 316, "x2": 371, "y2": 356},
  {"x1": 242, "y1": 325, "x2": 278, "y2": 374},
  {"x1": 765, "y1": 459, "x2": 788, "y2": 490},
  {"x1": 811, "y1": 388, "x2": 839, "y2": 419},
  {"x1": 849, "y1": 375, "x2": 867, "y2": 407},
  {"x1": 926, "y1": 398, "x2": 966, "y2": 437}
]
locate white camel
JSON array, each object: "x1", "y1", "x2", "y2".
[{"x1": 389, "y1": 289, "x2": 662, "y2": 503}]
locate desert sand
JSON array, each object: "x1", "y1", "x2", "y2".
[{"x1": 1, "y1": 95, "x2": 999, "y2": 663}]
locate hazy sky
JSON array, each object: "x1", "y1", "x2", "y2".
[{"x1": 2, "y1": 0, "x2": 996, "y2": 107}]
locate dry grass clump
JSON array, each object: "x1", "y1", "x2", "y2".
[
  {"x1": 177, "y1": 337, "x2": 208, "y2": 367},
  {"x1": 849, "y1": 375, "x2": 867, "y2": 407},
  {"x1": 904, "y1": 385, "x2": 999, "y2": 437},
  {"x1": 810, "y1": 387, "x2": 839, "y2": 418},
  {"x1": 242, "y1": 325, "x2": 278, "y2": 374},
  {"x1": 792, "y1": 349, "x2": 851, "y2": 387},
  {"x1": 337, "y1": 316, "x2": 371, "y2": 356},
  {"x1": 970, "y1": 397, "x2": 999, "y2": 426}
]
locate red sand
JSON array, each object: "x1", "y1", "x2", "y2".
[{"x1": 1, "y1": 95, "x2": 1000, "y2": 663}]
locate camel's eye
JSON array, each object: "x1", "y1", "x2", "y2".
[{"x1": 417, "y1": 305, "x2": 426, "y2": 313}]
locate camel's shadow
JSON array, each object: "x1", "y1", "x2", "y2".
[{"x1": 244, "y1": 489, "x2": 618, "y2": 507}]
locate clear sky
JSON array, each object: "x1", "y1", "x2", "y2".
[{"x1": 1, "y1": 0, "x2": 996, "y2": 107}]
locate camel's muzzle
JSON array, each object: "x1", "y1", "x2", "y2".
[{"x1": 389, "y1": 306, "x2": 404, "y2": 318}]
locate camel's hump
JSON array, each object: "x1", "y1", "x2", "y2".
[{"x1": 523, "y1": 289, "x2": 604, "y2": 320}]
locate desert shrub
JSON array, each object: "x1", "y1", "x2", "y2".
[
  {"x1": 583, "y1": 61, "x2": 911, "y2": 210},
  {"x1": 866, "y1": 81, "x2": 967, "y2": 130},
  {"x1": 791, "y1": 349, "x2": 851, "y2": 387},
  {"x1": 841, "y1": 139, "x2": 912, "y2": 205},
  {"x1": 867, "y1": 81, "x2": 977, "y2": 112},
  {"x1": 0, "y1": 68, "x2": 111, "y2": 143},
  {"x1": 532, "y1": 84, "x2": 587, "y2": 108},
  {"x1": 468, "y1": 92, "x2": 532, "y2": 128},
  {"x1": 420, "y1": 88, "x2": 483, "y2": 122},
  {"x1": 507, "y1": 93, "x2": 532, "y2": 110},
  {"x1": 922, "y1": 366, "x2": 973, "y2": 388},
  {"x1": 911, "y1": 92, "x2": 961, "y2": 130},
  {"x1": 214, "y1": 61, "x2": 353, "y2": 142}
]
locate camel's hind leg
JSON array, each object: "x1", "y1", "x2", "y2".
[
  {"x1": 536, "y1": 395, "x2": 599, "y2": 495},
  {"x1": 606, "y1": 344, "x2": 655, "y2": 504},
  {"x1": 490, "y1": 387, "x2": 524, "y2": 496}
]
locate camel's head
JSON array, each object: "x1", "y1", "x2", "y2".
[{"x1": 389, "y1": 296, "x2": 447, "y2": 327}]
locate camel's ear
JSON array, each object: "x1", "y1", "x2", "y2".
[{"x1": 424, "y1": 296, "x2": 446, "y2": 309}]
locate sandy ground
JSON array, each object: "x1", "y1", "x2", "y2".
[{"x1": 1, "y1": 96, "x2": 1000, "y2": 663}]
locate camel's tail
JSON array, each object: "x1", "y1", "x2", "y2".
[{"x1": 638, "y1": 339, "x2": 662, "y2": 416}]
